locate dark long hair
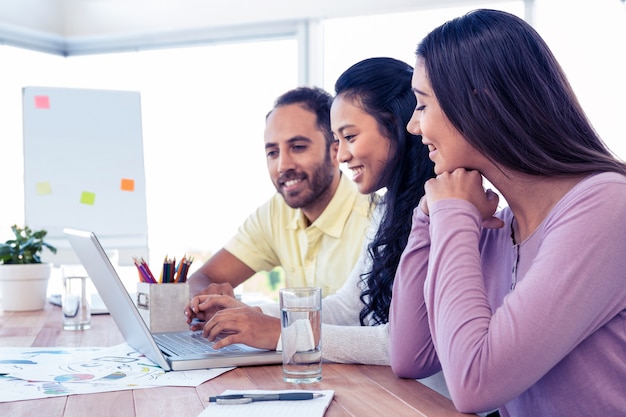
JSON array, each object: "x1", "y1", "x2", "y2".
[
  {"x1": 417, "y1": 9, "x2": 626, "y2": 176},
  {"x1": 334, "y1": 57, "x2": 435, "y2": 325}
]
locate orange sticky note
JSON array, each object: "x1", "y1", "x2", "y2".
[
  {"x1": 120, "y1": 178, "x2": 135, "y2": 192},
  {"x1": 80, "y1": 191, "x2": 96, "y2": 205},
  {"x1": 34, "y1": 96, "x2": 50, "y2": 109}
]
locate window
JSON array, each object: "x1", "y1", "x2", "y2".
[
  {"x1": 0, "y1": 39, "x2": 298, "y2": 267},
  {"x1": 321, "y1": 2, "x2": 525, "y2": 93}
]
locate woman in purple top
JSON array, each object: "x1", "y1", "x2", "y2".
[{"x1": 390, "y1": 9, "x2": 626, "y2": 416}]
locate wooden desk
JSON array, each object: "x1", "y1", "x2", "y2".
[{"x1": 0, "y1": 303, "x2": 475, "y2": 417}]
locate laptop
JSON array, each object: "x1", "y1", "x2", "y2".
[{"x1": 64, "y1": 228, "x2": 282, "y2": 371}]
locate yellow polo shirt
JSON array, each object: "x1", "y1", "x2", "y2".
[{"x1": 224, "y1": 174, "x2": 373, "y2": 297}]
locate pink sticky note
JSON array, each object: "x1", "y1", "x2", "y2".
[{"x1": 34, "y1": 96, "x2": 50, "y2": 109}]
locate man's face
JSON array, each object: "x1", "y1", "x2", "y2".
[{"x1": 264, "y1": 104, "x2": 337, "y2": 211}]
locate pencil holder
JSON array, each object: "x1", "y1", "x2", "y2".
[{"x1": 136, "y1": 282, "x2": 189, "y2": 333}]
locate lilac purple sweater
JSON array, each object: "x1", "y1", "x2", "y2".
[{"x1": 390, "y1": 172, "x2": 626, "y2": 416}]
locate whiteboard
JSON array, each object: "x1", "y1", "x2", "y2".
[{"x1": 22, "y1": 86, "x2": 148, "y2": 265}]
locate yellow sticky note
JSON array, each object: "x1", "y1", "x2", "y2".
[
  {"x1": 80, "y1": 191, "x2": 96, "y2": 205},
  {"x1": 120, "y1": 178, "x2": 135, "y2": 192},
  {"x1": 35, "y1": 181, "x2": 52, "y2": 195}
]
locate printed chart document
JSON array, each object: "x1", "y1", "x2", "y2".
[
  {"x1": 198, "y1": 389, "x2": 335, "y2": 417},
  {"x1": 0, "y1": 344, "x2": 232, "y2": 402}
]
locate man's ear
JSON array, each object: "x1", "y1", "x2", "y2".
[{"x1": 330, "y1": 140, "x2": 339, "y2": 165}]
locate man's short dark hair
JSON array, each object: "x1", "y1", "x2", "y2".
[{"x1": 269, "y1": 86, "x2": 335, "y2": 147}]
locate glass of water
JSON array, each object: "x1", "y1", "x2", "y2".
[
  {"x1": 61, "y1": 265, "x2": 91, "y2": 330},
  {"x1": 279, "y1": 287, "x2": 322, "y2": 383}
]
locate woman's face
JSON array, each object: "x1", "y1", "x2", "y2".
[
  {"x1": 407, "y1": 59, "x2": 483, "y2": 175},
  {"x1": 331, "y1": 95, "x2": 395, "y2": 194}
]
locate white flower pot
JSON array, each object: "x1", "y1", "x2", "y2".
[{"x1": 0, "y1": 263, "x2": 52, "y2": 311}]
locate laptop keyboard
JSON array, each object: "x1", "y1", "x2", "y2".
[{"x1": 155, "y1": 331, "x2": 245, "y2": 356}]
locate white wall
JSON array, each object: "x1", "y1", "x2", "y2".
[
  {"x1": 0, "y1": 0, "x2": 513, "y2": 55},
  {"x1": 0, "y1": 0, "x2": 500, "y2": 37},
  {"x1": 535, "y1": 0, "x2": 626, "y2": 157},
  {"x1": 0, "y1": 0, "x2": 63, "y2": 33}
]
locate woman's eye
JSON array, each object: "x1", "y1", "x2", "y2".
[{"x1": 416, "y1": 105, "x2": 425, "y2": 112}]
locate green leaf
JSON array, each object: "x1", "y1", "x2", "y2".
[{"x1": 0, "y1": 225, "x2": 57, "y2": 264}]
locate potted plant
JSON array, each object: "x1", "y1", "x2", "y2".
[{"x1": 0, "y1": 225, "x2": 57, "y2": 311}]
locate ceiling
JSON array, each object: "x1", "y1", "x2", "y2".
[{"x1": 0, "y1": 0, "x2": 513, "y2": 55}]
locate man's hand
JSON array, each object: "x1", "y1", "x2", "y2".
[
  {"x1": 202, "y1": 307, "x2": 281, "y2": 350},
  {"x1": 184, "y1": 294, "x2": 245, "y2": 328}
]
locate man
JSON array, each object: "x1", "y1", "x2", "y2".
[{"x1": 188, "y1": 86, "x2": 372, "y2": 298}]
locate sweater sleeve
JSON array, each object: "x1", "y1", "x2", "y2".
[
  {"x1": 389, "y1": 206, "x2": 441, "y2": 378},
  {"x1": 322, "y1": 322, "x2": 390, "y2": 365},
  {"x1": 321, "y1": 243, "x2": 369, "y2": 326},
  {"x1": 425, "y1": 177, "x2": 626, "y2": 412}
]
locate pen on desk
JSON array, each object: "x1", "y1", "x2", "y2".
[{"x1": 209, "y1": 392, "x2": 324, "y2": 404}]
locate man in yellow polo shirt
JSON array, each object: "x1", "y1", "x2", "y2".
[{"x1": 188, "y1": 87, "x2": 372, "y2": 298}]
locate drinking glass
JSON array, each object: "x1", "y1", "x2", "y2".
[{"x1": 279, "y1": 287, "x2": 322, "y2": 383}]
